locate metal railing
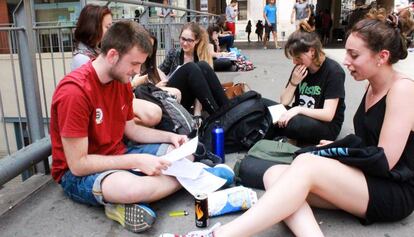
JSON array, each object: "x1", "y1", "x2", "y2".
[{"x1": 0, "y1": 0, "x2": 218, "y2": 187}]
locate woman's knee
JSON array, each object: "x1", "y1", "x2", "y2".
[
  {"x1": 287, "y1": 154, "x2": 321, "y2": 179},
  {"x1": 196, "y1": 61, "x2": 213, "y2": 71},
  {"x1": 133, "y1": 99, "x2": 162, "y2": 127},
  {"x1": 263, "y1": 164, "x2": 289, "y2": 190},
  {"x1": 181, "y1": 61, "x2": 199, "y2": 71}
]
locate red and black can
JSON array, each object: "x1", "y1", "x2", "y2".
[{"x1": 195, "y1": 193, "x2": 209, "y2": 228}]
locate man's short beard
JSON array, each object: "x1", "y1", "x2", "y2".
[{"x1": 108, "y1": 61, "x2": 126, "y2": 83}]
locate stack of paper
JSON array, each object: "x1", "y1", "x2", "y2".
[{"x1": 160, "y1": 137, "x2": 227, "y2": 196}]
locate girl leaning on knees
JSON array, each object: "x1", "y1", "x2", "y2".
[
  {"x1": 159, "y1": 8, "x2": 414, "y2": 237},
  {"x1": 207, "y1": 24, "x2": 235, "y2": 72}
]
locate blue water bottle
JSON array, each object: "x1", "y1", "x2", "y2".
[{"x1": 212, "y1": 121, "x2": 225, "y2": 163}]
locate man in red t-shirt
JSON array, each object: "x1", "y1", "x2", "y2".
[{"x1": 50, "y1": 21, "x2": 188, "y2": 233}]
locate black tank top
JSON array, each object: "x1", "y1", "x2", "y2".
[{"x1": 353, "y1": 92, "x2": 414, "y2": 182}]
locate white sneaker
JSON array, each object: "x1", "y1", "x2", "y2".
[{"x1": 159, "y1": 222, "x2": 221, "y2": 237}]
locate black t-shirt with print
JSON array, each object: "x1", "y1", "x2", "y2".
[{"x1": 291, "y1": 57, "x2": 346, "y2": 128}]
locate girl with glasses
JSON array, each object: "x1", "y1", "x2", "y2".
[{"x1": 158, "y1": 22, "x2": 229, "y2": 116}]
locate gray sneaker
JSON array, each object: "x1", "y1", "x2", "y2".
[{"x1": 105, "y1": 203, "x2": 156, "y2": 233}]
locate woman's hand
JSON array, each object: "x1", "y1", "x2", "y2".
[
  {"x1": 291, "y1": 65, "x2": 308, "y2": 86},
  {"x1": 317, "y1": 140, "x2": 333, "y2": 147},
  {"x1": 156, "y1": 80, "x2": 167, "y2": 87},
  {"x1": 277, "y1": 106, "x2": 302, "y2": 128},
  {"x1": 131, "y1": 74, "x2": 148, "y2": 88}
]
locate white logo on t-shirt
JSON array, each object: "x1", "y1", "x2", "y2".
[
  {"x1": 299, "y1": 95, "x2": 315, "y2": 109},
  {"x1": 95, "y1": 108, "x2": 103, "y2": 124}
]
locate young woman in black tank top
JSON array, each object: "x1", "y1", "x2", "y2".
[{"x1": 159, "y1": 9, "x2": 414, "y2": 237}]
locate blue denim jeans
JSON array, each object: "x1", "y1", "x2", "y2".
[
  {"x1": 60, "y1": 143, "x2": 169, "y2": 206},
  {"x1": 218, "y1": 35, "x2": 234, "y2": 52}
]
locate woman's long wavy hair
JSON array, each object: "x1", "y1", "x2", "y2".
[{"x1": 180, "y1": 22, "x2": 213, "y2": 67}]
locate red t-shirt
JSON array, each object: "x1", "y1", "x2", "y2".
[{"x1": 50, "y1": 62, "x2": 134, "y2": 182}]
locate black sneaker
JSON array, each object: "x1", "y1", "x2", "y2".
[{"x1": 194, "y1": 142, "x2": 222, "y2": 166}]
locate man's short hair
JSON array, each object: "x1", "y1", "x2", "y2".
[
  {"x1": 230, "y1": 0, "x2": 237, "y2": 4},
  {"x1": 100, "y1": 21, "x2": 152, "y2": 58}
]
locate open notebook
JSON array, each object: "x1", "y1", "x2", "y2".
[{"x1": 267, "y1": 104, "x2": 287, "y2": 123}]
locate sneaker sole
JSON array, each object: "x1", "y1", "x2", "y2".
[{"x1": 106, "y1": 204, "x2": 156, "y2": 233}]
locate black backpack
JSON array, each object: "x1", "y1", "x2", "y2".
[
  {"x1": 199, "y1": 91, "x2": 273, "y2": 153},
  {"x1": 134, "y1": 83, "x2": 196, "y2": 135}
]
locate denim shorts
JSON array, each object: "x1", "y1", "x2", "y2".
[
  {"x1": 60, "y1": 143, "x2": 169, "y2": 206},
  {"x1": 265, "y1": 23, "x2": 277, "y2": 33}
]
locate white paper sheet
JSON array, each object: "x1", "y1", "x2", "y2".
[
  {"x1": 134, "y1": 136, "x2": 226, "y2": 195},
  {"x1": 267, "y1": 104, "x2": 287, "y2": 123},
  {"x1": 133, "y1": 136, "x2": 198, "y2": 173},
  {"x1": 177, "y1": 170, "x2": 226, "y2": 197},
  {"x1": 161, "y1": 136, "x2": 198, "y2": 162},
  {"x1": 162, "y1": 157, "x2": 203, "y2": 179},
  {"x1": 167, "y1": 65, "x2": 182, "y2": 79}
]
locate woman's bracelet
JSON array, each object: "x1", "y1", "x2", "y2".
[{"x1": 289, "y1": 80, "x2": 299, "y2": 87}]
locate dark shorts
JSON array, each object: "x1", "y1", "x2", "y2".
[
  {"x1": 361, "y1": 174, "x2": 414, "y2": 225},
  {"x1": 265, "y1": 23, "x2": 277, "y2": 33}
]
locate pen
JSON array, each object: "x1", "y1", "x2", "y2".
[{"x1": 169, "y1": 210, "x2": 189, "y2": 217}]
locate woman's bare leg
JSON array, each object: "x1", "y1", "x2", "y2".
[
  {"x1": 132, "y1": 98, "x2": 162, "y2": 127},
  {"x1": 213, "y1": 154, "x2": 369, "y2": 237}
]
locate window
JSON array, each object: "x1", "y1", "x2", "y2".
[{"x1": 238, "y1": 0, "x2": 247, "y2": 21}]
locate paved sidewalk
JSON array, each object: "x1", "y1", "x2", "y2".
[{"x1": 1, "y1": 48, "x2": 414, "y2": 237}]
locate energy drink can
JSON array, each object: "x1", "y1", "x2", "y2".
[
  {"x1": 212, "y1": 121, "x2": 225, "y2": 163},
  {"x1": 195, "y1": 193, "x2": 209, "y2": 228}
]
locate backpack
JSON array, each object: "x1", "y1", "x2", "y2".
[
  {"x1": 199, "y1": 91, "x2": 273, "y2": 153},
  {"x1": 234, "y1": 139, "x2": 299, "y2": 189},
  {"x1": 134, "y1": 84, "x2": 196, "y2": 135}
]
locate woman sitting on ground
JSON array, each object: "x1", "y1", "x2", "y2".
[
  {"x1": 161, "y1": 9, "x2": 414, "y2": 237},
  {"x1": 158, "y1": 22, "x2": 229, "y2": 116},
  {"x1": 131, "y1": 34, "x2": 182, "y2": 102},
  {"x1": 216, "y1": 15, "x2": 235, "y2": 52},
  {"x1": 273, "y1": 21, "x2": 346, "y2": 145},
  {"x1": 207, "y1": 24, "x2": 235, "y2": 72},
  {"x1": 72, "y1": 4, "x2": 162, "y2": 127}
]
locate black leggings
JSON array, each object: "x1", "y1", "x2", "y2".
[
  {"x1": 166, "y1": 61, "x2": 229, "y2": 114},
  {"x1": 272, "y1": 113, "x2": 341, "y2": 145}
]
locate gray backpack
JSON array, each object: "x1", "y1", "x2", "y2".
[
  {"x1": 152, "y1": 90, "x2": 196, "y2": 135},
  {"x1": 134, "y1": 83, "x2": 197, "y2": 135}
]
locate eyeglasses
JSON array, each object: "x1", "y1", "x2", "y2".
[{"x1": 180, "y1": 36, "x2": 195, "y2": 44}]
